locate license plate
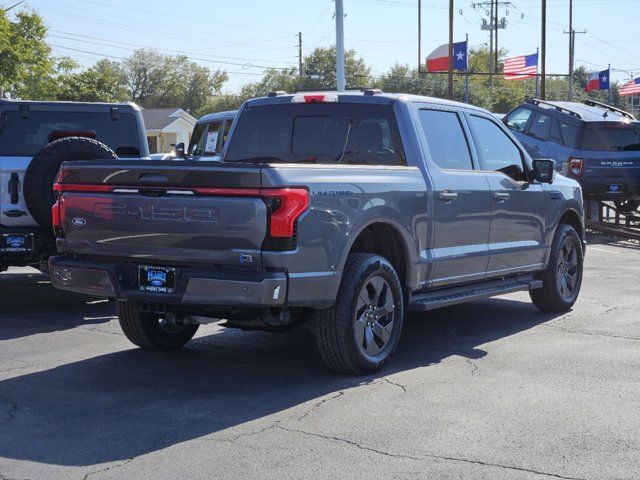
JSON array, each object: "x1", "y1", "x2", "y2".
[
  {"x1": 138, "y1": 266, "x2": 176, "y2": 293},
  {"x1": 607, "y1": 183, "x2": 623, "y2": 194},
  {"x1": 0, "y1": 234, "x2": 34, "y2": 253}
]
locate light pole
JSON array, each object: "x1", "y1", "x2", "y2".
[{"x1": 336, "y1": 0, "x2": 346, "y2": 92}]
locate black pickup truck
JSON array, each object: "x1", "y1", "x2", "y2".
[{"x1": 50, "y1": 91, "x2": 585, "y2": 374}]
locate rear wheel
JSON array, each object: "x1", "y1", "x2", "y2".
[
  {"x1": 530, "y1": 224, "x2": 583, "y2": 312},
  {"x1": 314, "y1": 253, "x2": 404, "y2": 375},
  {"x1": 117, "y1": 301, "x2": 199, "y2": 350}
]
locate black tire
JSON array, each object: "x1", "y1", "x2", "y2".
[
  {"x1": 530, "y1": 224, "x2": 583, "y2": 313},
  {"x1": 313, "y1": 253, "x2": 404, "y2": 375},
  {"x1": 117, "y1": 301, "x2": 199, "y2": 350},
  {"x1": 24, "y1": 137, "x2": 117, "y2": 229},
  {"x1": 614, "y1": 200, "x2": 640, "y2": 214}
]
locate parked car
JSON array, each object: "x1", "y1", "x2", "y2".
[
  {"x1": 503, "y1": 99, "x2": 640, "y2": 212},
  {"x1": 49, "y1": 91, "x2": 585, "y2": 374},
  {"x1": 0, "y1": 100, "x2": 148, "y2": 273},
  {"x1": 185, "y1": 110, "x2": 236, "y2": 161}
]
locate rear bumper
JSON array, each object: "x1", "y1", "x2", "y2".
[
  {"x1": 580, "y1": 178, "x2": 640, "y2": 201},
  {"x1": 0, "y1": 226, "x2": 55, "y2": 267},
  {"x1": 49, "y1": 256, "x2": 289, "y2": 307}
]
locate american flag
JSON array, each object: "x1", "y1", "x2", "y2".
[
  {"x1": 503, "y1": 52, "x2": 538, "y2": 80},
  {"x1": 619, "y1": 77, "x2": 640, "y2": 97}
]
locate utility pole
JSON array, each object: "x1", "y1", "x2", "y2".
[
  {"x1": 418, "y1": 0, "x2": 422, "y2": 72},
  {"x1": 298, "y1": 32, "x2": 303, "y2": 91},
  {"x1": 448, "y1": 0, "x2": 454, "y2": 99},
  {"x1": 493, "y1": 0, "x2": 498, "y2": 74},
  {"x1": 335, "y1": 0, "x2": 346, "y2": 92},
  {"x1": 564, "y1": 0, "x2": 586, "y2": 101},
  {"x1": 472, "y1": 1, "x2": 511, "y2": 86},
  {"x1": 541, "y1": 0, "x2": 546, "y2": 99}
]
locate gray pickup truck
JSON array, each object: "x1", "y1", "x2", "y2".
[{"x1": 50, "y1": 91, "x2": 585, "y2": 374}]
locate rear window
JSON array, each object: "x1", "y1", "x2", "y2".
[
  {"x1": 580, "y1": 123, "x2": 640, "y2": 151},
  {"x1": 0, "y1": 110, "x2": 140, "y2": 157},
  {"x1": 224, "y1": 103, "x2": 405, "y2": 165}
]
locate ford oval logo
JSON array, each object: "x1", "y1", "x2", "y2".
[{"x1": 71, "y1": 217, "x2": 86, "y2": 226}]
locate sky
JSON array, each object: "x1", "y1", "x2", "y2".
[{"x1": 10, "y1": 0, "x2": 640, "y2": 92}]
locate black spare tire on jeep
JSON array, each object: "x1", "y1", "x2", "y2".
[{"x1": 23, "y1": 137, "x2": 118, "y2": 229}]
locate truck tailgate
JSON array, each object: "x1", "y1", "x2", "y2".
[{"x1": 56, "y1": 161, "x2": 267, "y2": 268}]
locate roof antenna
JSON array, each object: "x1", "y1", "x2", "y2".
[{"x1": 603, "y1": 111, "x2": 608, "y2": 118}]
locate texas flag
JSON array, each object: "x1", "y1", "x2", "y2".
[
  {"x1": 585, "y1": 68, "x2": 610, "y2": 92},
  {"x1": 426, "y1": 40, "x2": 468, "y2": 72}
]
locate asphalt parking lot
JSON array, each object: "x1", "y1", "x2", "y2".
[{"x1": 0, "y1": 232, "x2": 638, "y2": 480}]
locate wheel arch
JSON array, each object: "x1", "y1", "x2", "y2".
[{"x1": 341, "y1": 219, "x2": 413, "y2": 300}]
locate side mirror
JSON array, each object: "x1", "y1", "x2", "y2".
[
  {"x1": 175, "y1": 142, "x2": 186, "y2": 158},
  {"x1": 532, "y1": 158, "x2": 555, "y2": 184}
]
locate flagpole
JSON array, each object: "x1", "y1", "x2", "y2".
[
  {"x1": 608, "y1": 64, "x2": 612, "y2": 103},
  {"x1": 535, "y1": 47, "x2": 540, "y2": 98},
  {"x1": 465, "y1": 33, "x2": 470, "y2": 103}
]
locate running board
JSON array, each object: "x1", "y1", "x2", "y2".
[{"x1": 407, "y1": 275, "x2": 543, "y2": 312}]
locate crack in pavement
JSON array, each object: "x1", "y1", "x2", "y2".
[
  {"x1": 465, "y1": 358, "x2": 479, "y2": 375},
  {"x1": 377, "y1": 377, "x2": 407, "y2": 393},
  {"x1": 541, "y1": 324, "x2": 640, "y2": 342},
  {"x1": 277, "y1": 426, "x2": 588, "y2": 480},
  {"x1": 0, "y1": 400, "x2": 17, "y2": 426},
  {"x1": 298, "y1": 391, "x2": 345, "y2": 420},
  {"x1": 80, "y1": 433, "x2": 168, "y2": 480}
]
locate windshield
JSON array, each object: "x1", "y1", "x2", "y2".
[
  {"x1": 580, "y1": 123, "x2": 640, "y2": 151},
  {"x1": 224, "y1": 103, "x2": 405, "y2": 165},
  {"x1": 0, "y1": 110, "x2": 140, "y2": 157}
]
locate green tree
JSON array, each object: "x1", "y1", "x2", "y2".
[
  {"x1": 120, "y1": 49, "x2": 227, "y2": 111},
  {"x1": 55, "y1": 59, "x2": 128, "y2": 102},
  {"x1": 302, "y1": 46, "x2": 371, "y2": 90},
  {"x1": 0, "y1": 9, "x2": 54, "y2": 98}
]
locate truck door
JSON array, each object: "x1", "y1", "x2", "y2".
[
  {"x1": 465, "y1": 113, "x2": 547, "y2": 276},
  {"x1": 417, "y1": 108, "x2": 492, "y2": 287}
]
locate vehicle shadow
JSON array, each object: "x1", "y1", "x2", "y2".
[
  {"x1": 0, "y1": 296, "x2": 562, "y2": 467},
  {"x1": 0, "y1": 271, "x2": 114, "y2": 341}
]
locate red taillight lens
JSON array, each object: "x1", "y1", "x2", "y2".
[
  {"x1": 261, "y1": 188, "x2": 308, "y2": 237},
  {"x1": 52, "y1": 198, "x2": 64, "y2": 238},
  {"x1": 569, "y1": 157, "x2": 583, "y2": 177}
]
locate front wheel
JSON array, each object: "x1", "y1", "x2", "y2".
[
  {"x1": 117, "y1": 301, "x2": 199, "y2": 350},
  {"x1": 530, "y1": 224, "x2": 583, "y2": 312},
  {"x1": 314, "y1": 253, "x2": 404, "y2": 375}
]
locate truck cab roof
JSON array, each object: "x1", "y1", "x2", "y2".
[{"x1": 244, "y1": 90, "x2": 491, "y2": 115}]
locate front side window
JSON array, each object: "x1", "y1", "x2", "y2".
[
  {"x1": 528, "y1": 113, "x2": 552, "y2": 140},
  {"x1": 225, "y1": 103, "x2": 405, "y2": 166},
  {"x1": 505, "y1": 107, "x2": 533, "y2": 133},
  {"x1": 418, "y1": 109, "x2": 473, "y2": 170},
  {"x1": 468, "y1": 114, "x2": 527, "y2": 181}
]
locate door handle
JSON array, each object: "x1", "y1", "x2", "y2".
[
  {"x1": 493, "y1": 192, "x2": 510, "y2": 201},
  {"x1": 438, "y1": 191, "x2": 458, "y2": 202}
]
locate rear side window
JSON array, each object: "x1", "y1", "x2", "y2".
[
  {"x1": 0, "y1": 110, "x2": 140, "y2": 157},
  {"x1": 528, "y1": 112, "x2": 551, "y2": 140},
  {"x1": 579, "y1": 123, "x2": 640, "y2": 151},
  {"x1": 505, "y1": 107, "x2": 533, "y2": 132},
  {"x1": 559, "y1": 121, "x2": 579, "y2": 148},
  {"x1": 467, "y1": 114, "x2": 526, "y2": 181},
  {"x1": 418, "y1": 109, "x2": 473, "y2": 170},
  {"x1": 225, "y1": 103, "x2": 405, "y2": 166}
]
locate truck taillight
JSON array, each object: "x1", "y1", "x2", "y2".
[
  {"x1": 52, "y1": 198, "x2": 64, "y2": 238},
  {"x1": 261, "y1": 188, "x2": 308, "y2": 238},
  {"x1": 569, "y1": 157, "x2": 583, "y2": 177}
]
